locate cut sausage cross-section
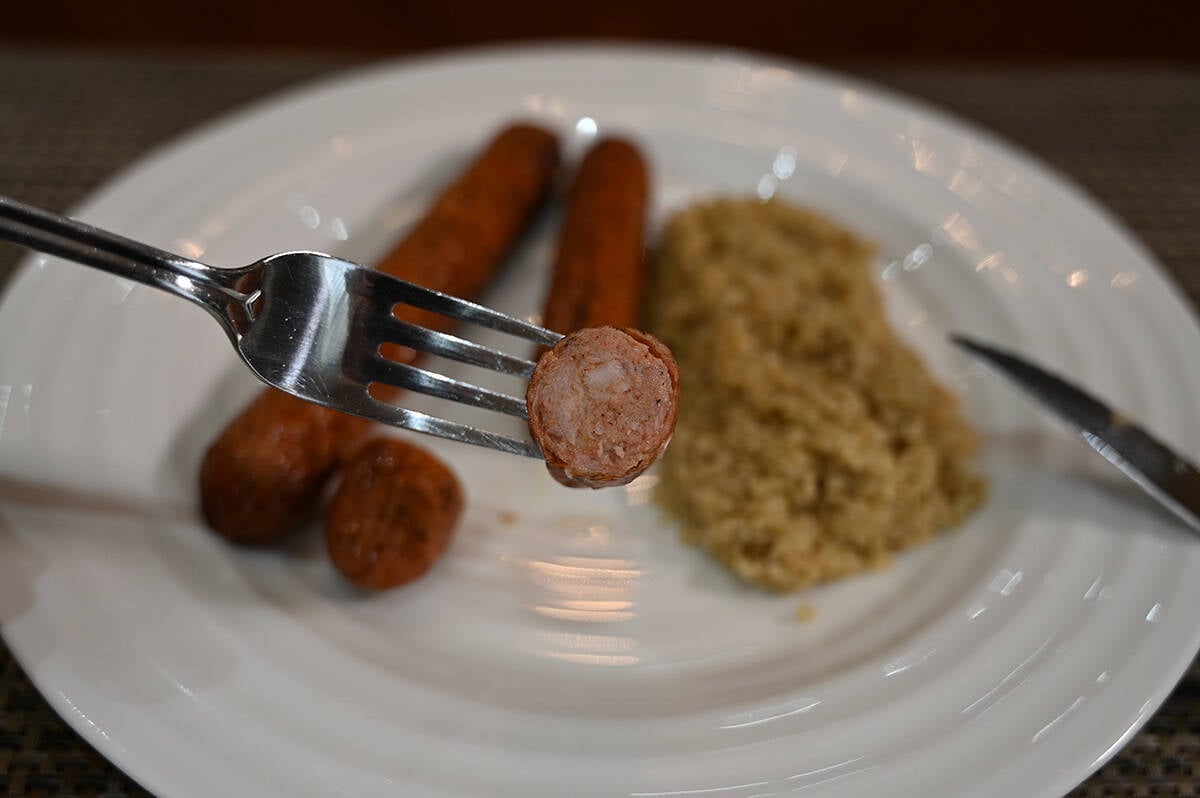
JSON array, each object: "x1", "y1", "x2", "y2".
[{"x1": 527, "y1": 326, "x2": 679, "y2": 488}]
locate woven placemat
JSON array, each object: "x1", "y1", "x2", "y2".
[{"x1": 0, "y1": 50, "x2": 1197, "y2": 797}]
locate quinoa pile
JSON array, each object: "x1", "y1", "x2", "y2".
[{"x1": 645, "y1": 198, "x2": 985, "y2": 591}]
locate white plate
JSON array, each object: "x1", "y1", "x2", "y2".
[{"x1": 1, "y1": 45, "x2": 1199, "y2": 798}]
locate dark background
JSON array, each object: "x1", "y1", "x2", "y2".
[{"x1": 3, "y1": 0, "x2": 1199, "y2": 62}]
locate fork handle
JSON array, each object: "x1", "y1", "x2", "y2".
[{"x1": 0, "y1": 194, "x2": 253, "y2": 333}]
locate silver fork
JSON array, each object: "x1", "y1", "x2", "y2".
[{"x1": 0, "y1": 194, "x2": 563, "y2": 458}]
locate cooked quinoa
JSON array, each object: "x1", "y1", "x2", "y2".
[{"x1": 645, "y1": 198, "x2": 985, "y2": 591}]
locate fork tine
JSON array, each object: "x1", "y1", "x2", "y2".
[
  {"x1": 364, "y1": 314, "x2": 538, "y2": 379},
  {"x1": 303, "y1": 386, "x2": 542, "y2": 457},
  {"x1": 358, "y1": 355, "x2": 529, "y2": 419},
  {"x1": 358, "y1": 270, "x2": 563, "y2": 348},
  {"x1": 372, "y1": 403, "x2": 543, "y2": 458}
]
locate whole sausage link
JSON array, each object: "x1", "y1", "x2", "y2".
[
  {"x1": 540, "y1": 137, "x2": 649, "y2": 336},
  {"x1": 200, "y1": 123, "x2": 559, "y2": 544},
  {"x1": 529, "y1": 138, "x2": 669, "y2": 488}
]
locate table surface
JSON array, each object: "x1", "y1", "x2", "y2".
[{"x1": 0, "y1": 49, "x2": 1197, "y2": 798}]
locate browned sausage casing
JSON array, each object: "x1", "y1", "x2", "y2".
[
  {"x1": 199, "y1": 388, "x2": 370, "y2": 545},
  {"x1": 527, "y1": 326, "x2": 679, "y2": 489},
  {"x1": 326, "y1": 438, "x2": 464, "y2": 590},
  {"x1": 201, "y1": 124, "x2": 559, "y2": 544},
  {"x1": 540, "y1": 138, "x2": 649, "y2": 335}
]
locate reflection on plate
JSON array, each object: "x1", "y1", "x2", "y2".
[{"x1": 1, "y1": 46, "x2": 1198, "y2": 798}]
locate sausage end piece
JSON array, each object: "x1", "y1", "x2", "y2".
[
  {"x1": 326, "y1": 438, "x2": 464, "y2": 590},
  {"x1": 527, "y1": 327, "x2": 680, "y2": 489}
]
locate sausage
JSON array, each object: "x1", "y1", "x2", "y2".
[
  {"x1": 326, "y1": 437, "x2": 464, "y2": 590},
  {"x1": 200, "y1": 388, "x2": 369, "y2": 545},
  {"x1": 200, "y1": 123, "x2": 560, "y2": 544},
  {"x1": 527, "y1": 326, "x2": 679, "y2": 488},
  {"x1": 374, "y1": 123, "x2": 562, "y2": 357},
  {"x1": 526, "y1": 139, "x2": 663, "y2": 488},
  {"x1": 539, "y1": 138, "x2": 649, "y2": 336}
]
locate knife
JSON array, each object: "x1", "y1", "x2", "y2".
[{"x1": 951, "y1": 334, "x2": 1200, "y2": 534}]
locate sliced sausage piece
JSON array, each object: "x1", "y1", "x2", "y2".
[
  {"x1": 527, "y1": 326, "x2": 679, "y2": 488},
  {"x1": 326, "y1": 438, "x2": 464, "y2": 590},
  {"x1": 540, "y1": 138, "x2": 648, "y2": 337},
  {"x1": 200, "y1": 123, "x2": 559, "y2": 544}
]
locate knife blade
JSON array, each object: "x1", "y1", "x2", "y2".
[{"x1": 951, "y1": 334, "x2": 1200, "y2": 534}]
